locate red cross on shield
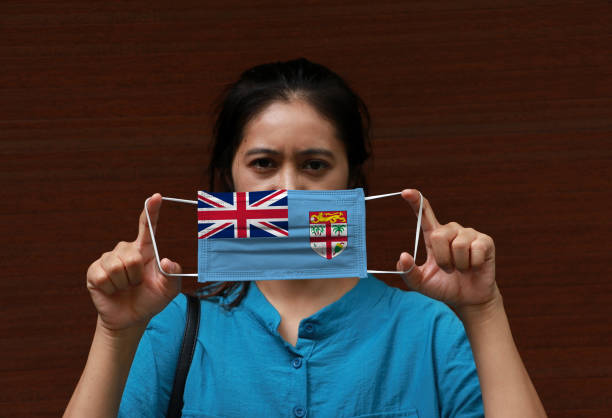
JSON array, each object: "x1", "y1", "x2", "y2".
[{"x1": 309, "y1": 211, "x2": 348, "y2": 259}]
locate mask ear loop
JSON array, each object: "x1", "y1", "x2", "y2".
[
  {"x1": 364, "y1": 191, "x2": 423, "y2": 275},
  {"x1": 144, "y1": 196, "x2": 199, "y2": 277},
  {"x1": 146, "y1": 191, "x2": 423, "y2": 278}
]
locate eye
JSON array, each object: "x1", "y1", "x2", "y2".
[
  {"x1": 250, "y1": 158, "x2": 276, "y2": 171},
  {"x1": 303, "y1": 159, "x2": 329, "y2": 171}
]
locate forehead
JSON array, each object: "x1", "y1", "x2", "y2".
[{"x1": 238, "y1": 100, "x2": 344, "y2": 154}]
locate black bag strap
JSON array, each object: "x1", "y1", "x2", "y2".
[{"x1": 166, "y1": 294, "x2": 201, "y2": 418}]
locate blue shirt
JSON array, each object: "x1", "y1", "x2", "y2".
[{"x1": 119, "y1": 275, "x2": 483, "y2": 417}]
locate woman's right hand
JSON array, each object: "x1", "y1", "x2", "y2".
[{"x1": 86, "y1": 193, "x2": 182, "y2": 332}]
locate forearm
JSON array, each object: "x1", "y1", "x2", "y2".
[
  {"x1": 64, "y1": 317, "x2": 146, "y2": 418},
  {"x1": 457, "y1": 291, "x2": 546, "y2": 418}
]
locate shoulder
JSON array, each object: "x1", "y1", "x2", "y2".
[
  {"x1": 378, "y1": 282, "x2": 478, "y2": 383},
  {"x1": 143, "y1": 293, "x2": 189, "y2": 363},
  {"x1": 371, "y1": 278, "x2": 467, "y2": 339},
  {"x1": 146, "y1": 292, "x2": 233, "y2": 352},
  {"x1": 376, "y1": 279, "x2": 457, "y2": 319},
  {"x1": 377, "y1": 287, "x2": 484, "y2": 414},
  {"x1": 147, "y1": 293, "x2": 188, "y2": 332},
  {"x1": 153, "y1": 292, "x2": 189, "y2": 321},
  {"x1": 119, "y1": 294, "x2": 190, "y2": 416}
]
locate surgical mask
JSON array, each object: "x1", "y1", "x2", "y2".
[{"x1": 145, "y1": 188, "x2": 422, "y2": 282}]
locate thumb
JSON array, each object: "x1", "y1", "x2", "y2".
[
  {"x1": 159, "y1": 258, "x2": 182, "y2": 294},
  {"x1": 396, "y1": 252, "x2": 423, "y2": 292},
  {"x1": 160, "y1": 257, "x2": 182, "y2": 275}
]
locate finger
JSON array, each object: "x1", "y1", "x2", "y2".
[
  {"x1": 430, "y1": 223, "x2": 461, "y2": 273},
  {"x1": 137, "y1": 193, "x2": 162, "y2": 248},
  {"x1": 86, "y1": 260, "x2": 118, "y2": 296},
  {"x1": 115, "y1": 242, "x2": 145, "y2": 286},
  {"x1": 401, "y1": 189, "x2": 441, "y2": 234},
  {"x1": 470, "y1": 234, "x2": 495, "y2": 269},
  {"x1": 396, "y1": 252, "x2": 424, "y2": 292},
  {"x1": 451, "y1": 228, "x2": 478, "y2": 272},
  {"x1": 100, "y1": 251, "x2": 130, "y2": 291}
]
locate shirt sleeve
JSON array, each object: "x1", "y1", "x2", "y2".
[
  {"x1": 433, "y1": 307, "x2": 484, "y2": 418},
  {"x1": 118, "y1": 294, "x2": 188, "y2": 418}
]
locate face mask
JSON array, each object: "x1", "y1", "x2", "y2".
[{"x1": 145, "y1": 188, "x2": 422, "y2": 282}]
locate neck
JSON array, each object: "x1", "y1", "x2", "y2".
[{"x1": 256, "y1": 277, "x2": 359, "y2": 319}]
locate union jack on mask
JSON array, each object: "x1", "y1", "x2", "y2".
[{"x1": 198, "y1": 190, "x2": 289, "y2": 239}]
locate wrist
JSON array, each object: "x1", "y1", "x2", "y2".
[
  {"x1": 95, "y1": 316, "x2": 147, "y2": 351},
  {"x1": 455, "y1": 285, "x2": 505, "y2": 328}
]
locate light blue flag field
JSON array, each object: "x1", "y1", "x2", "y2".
[{"x1": 144, "y1": 188, "x2": 422, "y2": 282}]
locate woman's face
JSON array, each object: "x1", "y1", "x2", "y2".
[{"x1": 231, "y1": 100, "x2": 350, "y2": 192}]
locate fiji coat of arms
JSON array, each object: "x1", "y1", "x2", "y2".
[{"x1": 309, "y1": 211, "x2": 348, "y2": 259}]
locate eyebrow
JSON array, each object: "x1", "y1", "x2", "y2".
[
  {"x1": 244, "y1": 148, "x2": 281, "y2": 156},
  {"x1": 244, "y1": 147, "x2": 335, "y2": 158}
]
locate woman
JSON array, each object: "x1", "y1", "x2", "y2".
[{"x1": 65, "y1": 58, "x2": 546, "y2": 417}]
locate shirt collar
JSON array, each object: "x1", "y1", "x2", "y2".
[{"x1": 240, "y1": 275, "x2": 388, "y2": 340}]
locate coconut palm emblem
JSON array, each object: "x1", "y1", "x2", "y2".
[{"x1": 309, "y1": 211, "x2": 348, "y2": 259}]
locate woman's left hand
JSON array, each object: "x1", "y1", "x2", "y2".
[
  {"x1": 397, "y1": 189, "x2": 500, "y2": 311},
  {"x1": 398, "y1": 190, "x2": 547, "y2": 416}
]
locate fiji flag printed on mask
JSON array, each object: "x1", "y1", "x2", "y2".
[{"x1": 197, "y1": 189, "x2": 367, "y2": 282}]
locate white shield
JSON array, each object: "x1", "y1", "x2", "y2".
[{"x1": 309, "y1": 211, "x2": 348, "y2": 260}]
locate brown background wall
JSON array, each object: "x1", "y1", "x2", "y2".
[{"x1": 1, "y1": 1, "x2": 611, "y2": 416}]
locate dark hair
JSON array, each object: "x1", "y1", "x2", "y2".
[{"x1": 198, "y1": 58, "x2": 372, "y2": 308}]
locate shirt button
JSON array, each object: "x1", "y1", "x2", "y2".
[
  {"x1": 304, "y1": 323, "x2": 314, "y2": 333},
  {"x1": 291, "y1": 357, "x2": 303, "y2": 369},
  {"x1": 293, "y1": 406, "x2": 306, "y2": 417}
]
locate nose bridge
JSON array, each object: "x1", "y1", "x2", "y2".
[{"x1": 278, "y1": 163, "x2": 299, "y2": 190}]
